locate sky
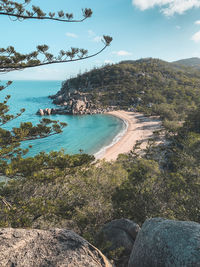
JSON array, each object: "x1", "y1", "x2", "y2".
[{"x1": 2, "y1": 0, "x2": 200, "y2": 80}]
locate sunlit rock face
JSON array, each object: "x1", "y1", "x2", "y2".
[{"x1": 0, "y1": 228, "x2": 112, "y2": 267}]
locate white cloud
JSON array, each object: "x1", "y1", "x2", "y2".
[
  {"x1": 191, "y1": 31, "x2": 200, "y2": 42},
  {"x1": 176, "y1": 25, "x2": 181, "y2": 29},
  {"x1": 66, "y1": 32, "x2": 78, "y2": 38},
  {"x1": 112, "y1": 50, "x2": 132, "y2": 56},
  {"x1": 104, "y1": 60, "x2": 113, "y2": 64},
  {"x1": 88, "y1": 30, "x2": 95, "y2": 36},
  {"x1": 195, "y1": 20, "x2": 200, "y2": 24},
  {"x1": 93, "y1": 36, "x2": 102, "y2": 43},
  {"x1": 132, "y1": 0, "x2": 200, "y2": 16},
  {"x1": 88, "y1": 30, "x2": 102, "y2": 43}
]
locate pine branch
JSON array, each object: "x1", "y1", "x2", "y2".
[
  {"x1": 0, "y1": 0, "x2": 92, "y2": 22},
  {"x1": 0, "y1": 11, "x2": 89, "y2": 22},
  {"x1": 0, "y1": 36, "x2": 112, "y2": 73}
]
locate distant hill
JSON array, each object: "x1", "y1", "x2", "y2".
[
  {"x1": 52, "y1": 58, "x2": 200, "y2": 123},
  {"x1": 173, "y1": 57, "x2": 200, "y2": 69}
]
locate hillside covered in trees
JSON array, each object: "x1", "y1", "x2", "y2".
[
  {"x1": 172, "y1": 57, "x2": 200, "y2": 69},
  {"x1": 52, "y1": 58, "x2": 200, "y2": 130}
]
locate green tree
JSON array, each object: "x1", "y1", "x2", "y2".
[
  {"x1": 0, "y1": 0, "x2": 112, "y2": 175},
  {"x1": 112, "y1": 158, "x2": 165, "y2": 224}
]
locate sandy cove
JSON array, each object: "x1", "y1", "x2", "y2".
[{"x1": 96, "y1": 110, "x2": 162, "y2": 161}]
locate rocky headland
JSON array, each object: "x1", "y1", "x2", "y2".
[
  {"x1": 37, "y1": 84, "x2": 114, "y2": 116},
  {"x1": 36, "y1": 58, "x2": 200, "y2": 119}
]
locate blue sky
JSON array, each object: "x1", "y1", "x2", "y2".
[{"x1": 2, "y1": 0, "x2": 200, "y2": 80}]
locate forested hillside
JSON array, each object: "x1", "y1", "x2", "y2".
[
  {"x1": 173, "y1": 57, "x2": 200, "y2": 69},
  {"x1": 55, "y1": 58, "x2": 200, "y2": 129}
]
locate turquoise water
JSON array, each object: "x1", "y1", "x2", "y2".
[{"x1": 0, "y1": 81, "x2": 125, "y2": 156}]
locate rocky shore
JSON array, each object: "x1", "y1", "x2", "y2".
[
  {"x1": 36, "y1": 105, "x2": 113, "y2": 116},
  {"x1": 36, "y1": 90, "x2": 115, "y2": 116}
]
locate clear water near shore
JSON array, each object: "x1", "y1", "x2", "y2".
[{"x1": 0, "y1": 81, "x2": 125, "y2": 156}]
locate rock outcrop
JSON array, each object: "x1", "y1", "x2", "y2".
[
  {"x1": 36, "y1": 105, "x2": 112, "y2": 116},
  {"x1": 99, "y1": 219, "x2": 140, "y2": 254},
  {"x1": 0, "y1": 228, "x2": 113, "y2": 267},
  {"x1": 128, "y1": 218, "x2": 200, "y2": 267},
  {"x1": 36, "y1": 81, "x2": 116, "y2": 116},
  {"x1": 97, "y1": 219, "x2": 140, "y2": 267},
  {"x1": 36, "y1": 90, "x2": 114, "y2": 116},
  {"x1": 47, "y1": 89, "x2": 103, "y2": 115}
]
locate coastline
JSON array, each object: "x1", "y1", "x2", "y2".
[
  {"x1": 95, "y1": 110, "x2": 162, "y2": 161},
  {"x1": 94, "y1": 114, "x2": 128, "y2": 159}
]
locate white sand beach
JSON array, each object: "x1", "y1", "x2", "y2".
[{"x1": 97, "y1": 110, "x2": 162, "y2": 161}]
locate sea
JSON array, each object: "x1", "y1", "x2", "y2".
[{"x1": 0, "y1": 80, "x2": 126, "y2": 157}]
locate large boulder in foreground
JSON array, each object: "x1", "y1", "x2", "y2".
[
  {"x1": 128, "y1": 218, "x2": 200, "y2": 267},
  {"x1": 0, "y1": 228, "x2": 112, "y2": 267}
]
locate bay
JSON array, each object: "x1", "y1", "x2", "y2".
[{"x1": 0, "y1": 80, "x2": 125, "y2": 156}]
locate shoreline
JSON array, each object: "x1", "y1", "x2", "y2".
[
  {"x1": 94, "y1": 114, "x2": 129, "y2": 159},
  {"x1": 95, "y1": 110, "x2": 162, "y2": 161}
]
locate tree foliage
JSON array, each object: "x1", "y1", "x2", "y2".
[
  {"x1": 0, "y1": 0, "x2": 112, "y2": 73},
  {"x1": 0, "y1": 0, "x2": 92, "y2": 22},
  {"x1": 0, "y1": 0, "x2": 112, "y2": 174}
]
